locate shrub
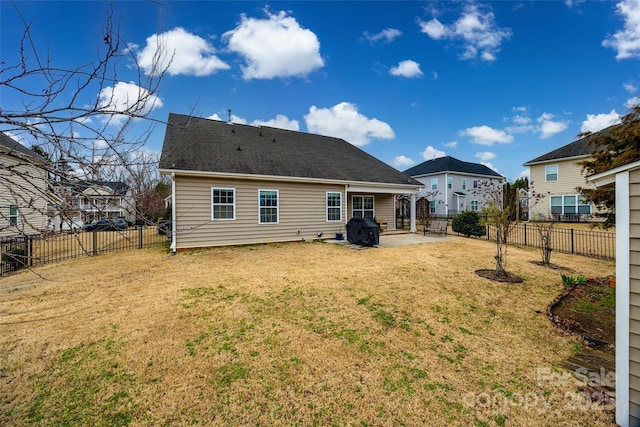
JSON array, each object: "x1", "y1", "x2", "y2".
[{"x1": 452, "y1": 211, "x2": 486, "y2": 237}]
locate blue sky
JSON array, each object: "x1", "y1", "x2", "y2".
[{"x1": 2, "y1": 0, "x2": 640, "y2": 182}]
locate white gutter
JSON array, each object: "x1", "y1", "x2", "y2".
[{"x1": 159, "y1": 168, "x2": 420, "y2": 194}]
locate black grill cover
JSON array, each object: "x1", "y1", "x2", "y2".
[{"x1": 346, "y1": 217, "x2": 380, "y2": 246}]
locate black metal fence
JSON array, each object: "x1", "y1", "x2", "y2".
[
  {"x1": 0, "y1": 226, "x2": 169, "y2": 276},
  {"x1": 484, "y1": 223, "x2": 615, "y2": 260}
]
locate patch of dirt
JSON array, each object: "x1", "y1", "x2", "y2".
[
  {"x1": 528, "y1": 260, "x2": 572, "y2": 271},
  {"x1": 474, "y1": 269, "x2": 524, "y2": 283},
  {"x1": 549, "y1": 276, "x2": 616, "y2": 352}
]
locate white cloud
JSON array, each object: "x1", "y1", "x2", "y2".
[
  {"x1": 363, "y1": 28, "x2": 402, "y2": 43},
  {"x1": 392, "y1": 155, "x2": 415, "y2": 168},
  {"x1": 481, "y1": 162, "x2": 499, "y2": 173},
  {"x1": 624, "y1": 82, "x2": 638, "y2": 92},
  {"x1": 475, "y1": 151, "x2": 496, "y2": 161},
  {"x1": 626, "y1": 96, "x2": 640, "y2": 109},
  {"x1": 304, "y1": 102, "x2": 395, "y2": 146},
  {"x1": 443, "y1": 140, "x2": 458, "y2": 148},
  {"x1": 603, "y1": 0, "x2": 640, "y2": 59},
  {"x1": 252, "y1": 115, "x2": 300, "y2": 131},
  {"x1": 418, "y1": 4, "x2": 512, "y2": 62},
  {"x1": 224, "y1": 10, "x2": 324, "y2": 80},
  {"x1": 390, "y1": 60, "x2": 423, "y2": 78},
  {"x1": 581, "y1": 110, "x2": 622, "y2": 133},
  {"x1": 207, "y1": 113, "x2": 247, "y2": 124},
  {"x1": 136, "y1": 27, "x2": 230, "y2": 77},
  {"x1": 536, "y1": 112, "x2": 569, "y2": 139},
  {"x1": 518, "y1": 169, "x2": 530, "y2": 180},
  {"x1": 460, "y1": 125, "x2": 513, "y2": 145},
  {"x1": 97, "y1": 81, "x2": 163, "y2": 126},
  {"x1": 421, "y1": 145, "x2": 446, "y2": 160}
]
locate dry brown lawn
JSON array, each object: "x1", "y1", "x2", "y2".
[{"x1": 0, "y1": 237, "x2": 616, "y2": 426}]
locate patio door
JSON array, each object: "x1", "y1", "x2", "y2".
[{"x1": 352, "y1": 195, "x2": 374, "y2": 219}]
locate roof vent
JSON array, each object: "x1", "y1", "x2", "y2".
[
  {"x1": 237, "y1": 146, "x2": 242, "y2": 151},
  {"x1": 231, "y1": 128, "x2": 235, "y2": 133},
  {"x1": 272, "y1": 138, "x2": 276, "y2": 142},
  {"x1": 259, "y1": 132, "x2": 262, "y2": 137}
]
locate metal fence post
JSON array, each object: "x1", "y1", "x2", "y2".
[
  {"x1": 92, "y1": 230, "x2": 98, "y2": 256},
  {"x1": 523, "y1": 223, "x2": 527, "y2": 246},
  {"x1": 571, "y1": 228, "x2": 575, "y2": 254},
  {"x1": 138, "y1": 225, "x2": 143, "y2": 249}
]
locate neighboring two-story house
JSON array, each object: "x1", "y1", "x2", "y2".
[
  {"x1": 57, "y1": 181, "x2": 136, "y2": 226},
  {"x1": 403, "y1": 156, "x2": 506, "y2": 217},
  {"x1": 523, "y1": 128, "x2": 608, "y2": 221},
  {"x1": 0, "y1": 133, "x2": 49, "y2": 237}
]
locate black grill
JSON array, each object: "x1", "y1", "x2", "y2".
[{"x1": 346, "y1": 217, "x2": 380, "y2": 247}]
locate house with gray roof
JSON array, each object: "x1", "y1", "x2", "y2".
[
  {"x1": 159, "y1": 113, "x2": 421, "y2": 250},
  {"x1": 523, "y1": 127, "x2": 609, "y2": 221},
  {"x1": 0, "y1": 133, "x2": 49, "y2": 237},
  {"x1": 403, "y1": 156, "x2": 505, "y2": 218}
]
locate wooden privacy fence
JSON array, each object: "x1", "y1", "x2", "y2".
[
  {"x1": 0, "y1": 226, "x2": 169, "y2": 276},
  {"x1": 485, "y1": 223, "x2": 615, "y2": 260}
]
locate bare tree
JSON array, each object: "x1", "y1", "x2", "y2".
[{"x1": 0, "y1": 2, "x2": 169, "y2": 234}]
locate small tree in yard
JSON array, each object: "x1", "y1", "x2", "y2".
[
  {"x1": 476, "y1": 181, "x2": 519, "y2": 278},
  {"x1": 452, "y1": 211, "x2": 485, "y2": 237},
  {"x1": 535, "y1": 221, "x2": 555, "y2": 265}
]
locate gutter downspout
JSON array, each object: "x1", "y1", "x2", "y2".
[
  {"x1": 171, "y1": 173, "x2": 176, "y2": 253},
  {"x1": 444, "y1": 172, "x2": 449, "y2": 218}
]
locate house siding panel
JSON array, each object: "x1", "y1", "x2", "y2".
[
  {"x1": 528, "y1": 158, "x2": 595, "y2": 220},
  {"x1": 629, "y1": 168, "x2": 640, "y2": 424},
  {"x1": 174, "y1": 176, "x2": 347, "y2": 249},
  {"x1": 0, "y1": 155, "x2": 47, "y2": 238}
]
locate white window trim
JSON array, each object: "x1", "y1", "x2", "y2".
[
  {"x1": 326, "y1": 192, "x2": 342, "y2": 222},
  {"x1": 352, "y1": 195, "x2": 375, "y2": 219},
  {"x1": 447, "y1": 177, "x2": 452, "y2": 189},
  {"x1": 431, "y1": 178, "x2": 438, "y2": 190},
  {"x1": 211, "y1": 187, "x2": 236, "y2": 221},
  {"x1": 462, "y1": 178, "x2": 467, "y2": 190},
  {"x1": 549, "y1": 194, "x2": 591, "y2": 216},
  {"x1": 258, "y1": 189, "x2": 279, "y2": 224},
  {"x1": 470, "y1": 200, "x2": 479, "y2": 212},
  {"x1": 545, "y1": 164, "x2": 558, "y2": 182}
]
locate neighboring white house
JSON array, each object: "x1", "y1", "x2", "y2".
[
  {"x1": 587, "y1": 159, "x2": 640, "y2": 427},
  {"x1": 523, "y1": 126, "x2": 613, "y2": 221},
  {"x1": 403, "y1": 156, "x2": 505, "y2": 217},
  {"x1": 0, "y1": 133, "x2": 49, "y2": 238}
]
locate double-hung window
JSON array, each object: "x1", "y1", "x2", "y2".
[
  {"x1": 259, "y1": 189, "x2": 279, "y2": 224},
  {"x1": 8, "y1": 205, "x2": 17, "y2": 227},
  {"x1": 431, "y1": 178, "x2": 438, "y2": 190},
  {"x1": 352, "y1": 195, "x2": 374, "y2": 219},
  {"x1": 545, "y1": 165, "x2": 558, "y2": 182},
  {"x1": 470, "y1": 200, "x2": 479, "y2": 212},
  {"x1": 462, "y1": 179, "x2": 467, "y2": 190},
  {"x1": 447, "y1": 177, "x2": 452, "y2": 189},
  {"x1": 429, "y1": 201, "x2": 436, "y2": 214},
  {"x1": 326, "y1": 192, "x2": 342, "y2": 222},
  {"x1": 211, "y1": 188, "x2": 235, "y2": 220}
]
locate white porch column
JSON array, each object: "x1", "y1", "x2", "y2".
[{"x1": 410, "y1": 193, "x2": 417, "y2": 233}]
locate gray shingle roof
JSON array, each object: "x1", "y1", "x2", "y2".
[
  {"x1": 159, "y1": 113, "x2": 420, "y2": 187},
  {"x1": 0, "y1": 133, "x2": 46, "y2": 162},
  {"x1": 523, "y1": 125, "x2": 613, "y2": 165},
  {"x1": 402, "y1": 155, "x2": 504, "y2": 179}
]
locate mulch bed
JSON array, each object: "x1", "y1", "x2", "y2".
[{"x1": 474, "y1": 269, "x2": 524, "y2": 283}]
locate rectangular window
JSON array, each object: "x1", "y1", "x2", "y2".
[
  {"x1": 259, "y1": 189, "x2": 279, "y2": 224},
  {"x1": 473, "y1": 180, "x2": 479, "y2": 189},
  {"x1": 431, "y1": 178, "x2": 438, "y2": 190},
  {"x1": 462, "y1": 179, "x2": 467, "y2": 190},
  {"x1": 545, "y1": 165, "x2": 558, "y2": 182},
  {"x1": 8, "y1": 205, "x2": 17, "y2": 227},
  {"x1": 211, "y1": 188, "x2": 235, "y2": 220},
  {"x1": 550, "y1": 194, "x2": 591, "y2": 216},
  {"x1": 429, "y1": 201, "x2": 436, "y2": 214},
  {"x1": 326, "y1": 192, "x2": 342, "y2": 222},
  {"x1": 447, "y1": 177, "x2": 452, "y2": 189},
  {"x1": 352, "y1": 195, "x2": 374, "y2": 219},
  {"x1": 470, "y1": 200, "x2": 479, "y2": 212}
]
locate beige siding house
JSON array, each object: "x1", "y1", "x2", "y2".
[
  {"x1": 403, "y1": 156, "x2": 505, "y2": 217},
  {"x1": 588, "y1": 160, "x2": 640, "y2": 427},
  {"x1": 159, "y1": 114, "x2": 421, "y2": 251},
  {"x1": 523, "y1": 129, "x2": 609, "y2": 221},
  {"x1": 0, "y1": 133, "x2": 48, "y2": 238}
]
